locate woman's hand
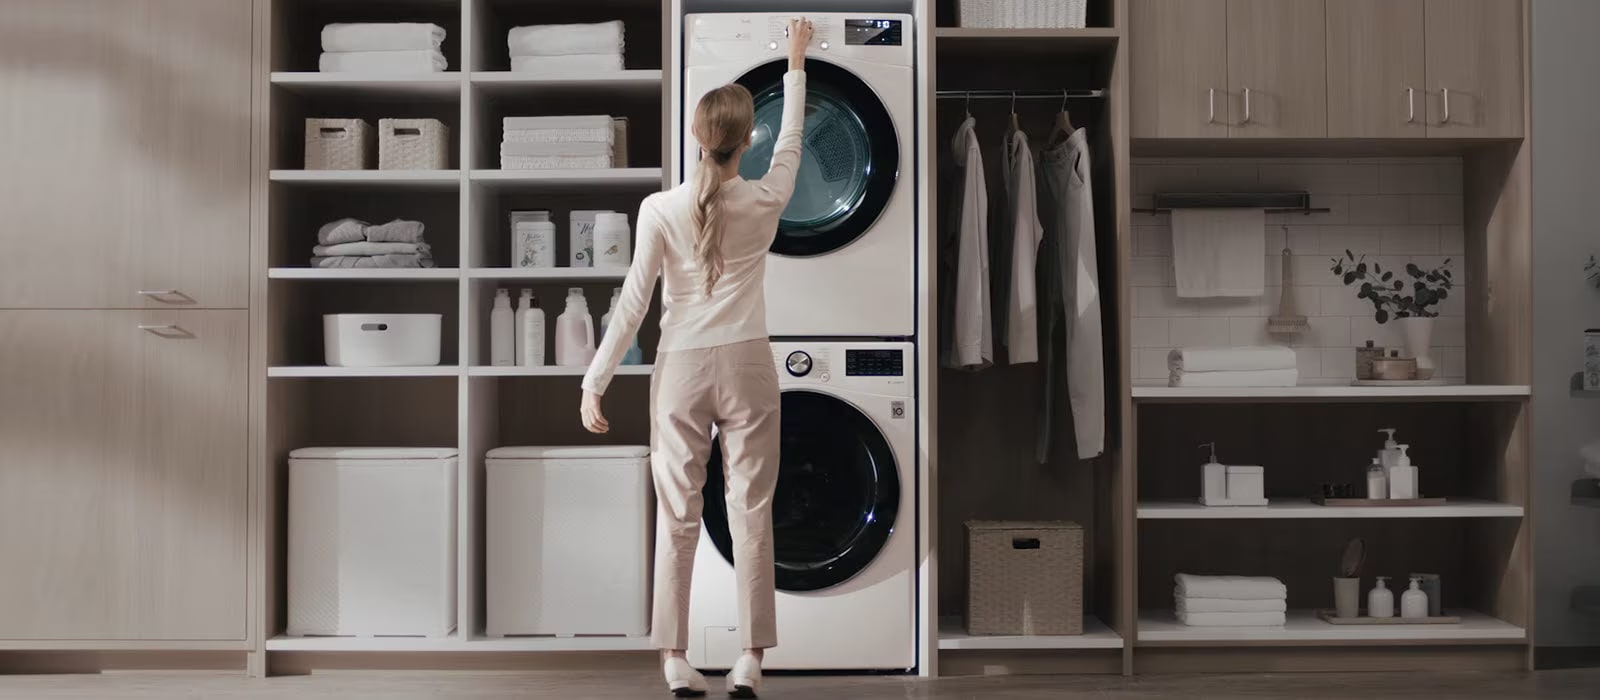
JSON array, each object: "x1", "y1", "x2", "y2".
[
  {"x1": 580, "y1": 390, "x2": 610, "y2": 434},
  {"x1": 787, "y1": 18, "x2": 814, "y2": 72}
]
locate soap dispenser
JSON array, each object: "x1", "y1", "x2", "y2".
[
  {"x1": 1389, "y1": 445, "x2": 1418, "y2": 499},
  {"x1": 1377, "y1": 428, "x2": 1401, "y2": 468},
  {"x1": 1199, "y1": 442, "x2": 1227, "y2": 505},
  {"x1": 1401, "y1": 575, "x2": 1429, "y2": 618},
  {"x1": 1369, "y1": 576, "x2": 1395, "y2": 618}
]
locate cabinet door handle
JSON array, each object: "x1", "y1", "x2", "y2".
[
  {"x1": 1241, "y1": 87, "x2": 1252, "y2": 125},
  {"x1": 138, "y1": 324, "x2": 178, "y2": 332},
  {"x1": 1208, "y1": 88, "x2": 1217, "y2": 124},
  {"x1": 1406, "y1": 86, "x2": 1416, "y2": 124},
  {"x1": 1440, "y1": 87, "x2": 1452, "y2": 124},
  {"x1": 137, "y1": 289, "x2": 179, "y2": 297}
]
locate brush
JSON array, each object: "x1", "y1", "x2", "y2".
[{"x1": 1267, "y1": 245, "x2": 1310, "y2": 336}]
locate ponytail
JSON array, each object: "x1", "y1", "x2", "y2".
[
  {"x1": 690, "y1": 84, "x2": 754, "y2": 297},
  {"x1": 691, "y1": 157, "x2": 727, "y2": 297}
]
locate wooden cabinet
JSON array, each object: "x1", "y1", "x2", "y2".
[
  {"x1": 1425, "y1": 0, "x2": 1524, "y2": 138},
  {"x1": 1131, "y1": 0, "x2": 1230, "y2": 139},
  {"x1": 0, "y1": 310, "x2": 247, "y2": 640},
  {"x1": 1326, "y1": 0, "x2": 1427, "y2": 138},
  {"x1": 0, "y1": 0, "x2": 252, "y2": 310},
  {"x1": 1227, "y1": 0, "x2": 1327, "y2": 138}
]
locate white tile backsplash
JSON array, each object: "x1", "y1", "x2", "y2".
[{"x1": 1133, "y1": 157, "x2": 1469, "y2": 381}]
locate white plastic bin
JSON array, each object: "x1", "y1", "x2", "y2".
[
  {"x1": 486, "y1": 446, "x2": 652, "y2": 638},
  {"x1": 288, "y1": 447, "x2": 458, "y2": 638},
  {"x1": 323, "y1": 314, "x2": 442, "y2": 367}
]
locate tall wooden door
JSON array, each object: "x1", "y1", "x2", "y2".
[
  {"x1": 1424, "y1": 0, "x2": 1525, "y2": 138},
  {"x1": 1326, "y1": 0, "x2": 1427, "y2": 138},
  {"x1": 0, "y1": 0, "x2": 251, "y2": 309},
  {"x1": 1131, "y1": 0, "x2": 1230, "y2": 139},
  {"x1": 1226, "y1": 0, "x2": 1328, "y2": 138}
]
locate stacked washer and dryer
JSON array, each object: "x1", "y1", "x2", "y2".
[{"x1": 679, "y1": 10, "x2": 920, "y2": 671}]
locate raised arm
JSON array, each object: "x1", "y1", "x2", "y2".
[
  {"x1": 582, "y1": 199, "x2": 664, "y2": 399},
  {"x1": 755, "y1": 18, "x2": 813, "y2": 200}
]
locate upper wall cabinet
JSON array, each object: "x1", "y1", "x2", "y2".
[
  {"x1": 0, "y1": 0, "x2": 252, "y2": 309},
  {"x1": 1326, "y1": 0, "x2": 1427, "y2": 138},
  {"x1": 1423, "y1": 0, "x2": 1524, "y2": 138},
  {"x1": 1226, "y1": 0, "x2": 1328, "y2": 138},
  {"x1": 1131, "y1": 0, "x2": 1230, "y2": 139}
]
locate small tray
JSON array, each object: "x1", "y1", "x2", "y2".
[
  {"x1": 1351, "y1": 379, "x2": 1448, "y2": 387},
  {"x1": 1311, "y1": 496, "x2": 1446, "y2": 507},
  {"x1": 1316, "y1": 609, "x2": 1460, "y2": 625}
]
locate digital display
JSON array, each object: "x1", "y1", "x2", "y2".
[
  {"x1": 845, "y1": 19, "x2": 903, "y2": 46},
  {"x1": 846, "y1": 349, "x2": 904, "y2": 377}
]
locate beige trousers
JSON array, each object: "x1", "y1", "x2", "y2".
[{"x1": 649, "y1": 338, "x2": 780, "y2": 651}]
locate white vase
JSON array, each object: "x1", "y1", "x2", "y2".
[{"x1": 1397, "y1": 317, "x2": 1436, "y2": 380}]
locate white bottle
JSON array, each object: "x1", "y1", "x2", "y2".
[
  {"x1": 593, "y1": 212, "x2": 632, "y2": 268},
  {"x1": 600, "y1": 287, "x2": 643, "y2": 365},
  {"x1": 490, "y1": 289, "x2": 515, "y2": 367},
  {"x1": 555, "y1": 287, "x2": 596, "y2": 367},
  {"x1": 1389, "y1": 445, "x2": 1418, "y2": 499},
  {"x1": 1377, "y1": 428, "x2": 1402, "y2": 468},
  {"x1": 1401, "y1": 576, "x2": 1429, "y2": 618},
  {"x1": 1200, "y1": 442, "x2": 1227, "y2": 505},
  {"x1": 515, "y1": 289, "x2": 545, "y2": 367},
  {"x1": 1365, "y1": 458, "x2": 1388, "y2": 500},
  {"x1": 569, "y1": 210, "x2": 609, "y2": 267},
  {"x1": 511, "y1": 211, "x2": 555, "y2": 268},
  {"x1": 1368, "y1": 576, "x2": 1395, "y2": 618}
]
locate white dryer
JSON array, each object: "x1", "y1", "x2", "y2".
[
  {"x1": 688, "y1": 341, "x2": 915, "y2": 671},
  {"x1": 682, "y1": 13, "x2": 915, "y2": 337}
]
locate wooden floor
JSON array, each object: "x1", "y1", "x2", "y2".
[{"x1": 1, "y1": 670, "x2": 1598, "y2": 699}]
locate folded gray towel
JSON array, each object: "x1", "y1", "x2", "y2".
[
  {"x1": 364, "y1": 219, "x2": 427, "y2": 243},
  {"x1": 312, "y1": 241, "x2": 432, "y2": 257},
  {"x1": 317, "y1": 218, "x2": 368, "y2": 245},
  {"x1": 310, "y1": 254, "x2": 434, "y2": 268}
]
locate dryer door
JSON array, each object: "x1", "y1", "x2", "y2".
[
  {"x1": 702, "y1": 389, "x2": 901, "y2": 592},
  {"x1": 733, "y1": 57, "x2": 900, "y2": 258}
]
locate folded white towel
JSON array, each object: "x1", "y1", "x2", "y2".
[
  {"x1": 317, "y1": 218, "x2": 368, "y2": 246},
  {"x1": 499, "y1": 142, "x2": 611, "y2": 158},
  {"x1": 1168, "y1": 368, "x2": 1299, "y2": 388},
  {"x1": 501, "y1": 154, "x2": 613, "y2": 170},
  {"x1": 312, "y1": 241, "x2": 431, "y2": 258},
  {"x1": 1178, "y1": 611, "x2": 1286, "y2": 627},
  {"x1": 508, "y1": 21, "x2": 624, "y2": 57},
  {"x1": 1176, "y1": 595, "x2": 1288, "y2": 613},
  {"x1": 1172, "y1": 208, "x2": 1266, "y2": 298},
  {"x1": 1169, "y1": 345, "x2": 1297, "y2": 373},
  {"x1": 321, "y1": 23, "x2": 445, "y2": 52},
  {"x1": 503, "y1": 115, "x2": 614, "y2": 131},
  {"x1": 319, "y1": 50, "x2": 448, "y2": 74},
  {"x1": 1175, "y1": 574, "x2": 1287, "y2": 600},
  {"x1": 502, "y1": 127, "x2": 615, "y2": 144},
  {"x1": 310, "y1": 254, "x2": 434, "y2": 269},
  {"x1": 511, "y1": 53, "x2": 624, "y2": 74}
]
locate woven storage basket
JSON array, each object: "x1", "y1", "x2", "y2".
[
  {"x1": 379, "y1": 118, "x2": 450, "y2": 170},
  {"x1": 958, "y1": 0, "x2": 1088, "y2": 28},
  {"x1": 305, "y1": 118, "x2": 373, "y2": 170},
  {"x1": 612, "y1": 117, "x2": 629, "y2": 168},
  {"x1": 967, "y1": 520, "x2": 1083, "y2": 635}
]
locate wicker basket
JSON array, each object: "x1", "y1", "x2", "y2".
[
  {"x1": 966, "y1": 520, "x2": 1083, "y2": 635},
  {"x1": 379, "y1": 118, "x2": 450, "y2": 170},
  {"x1": 611, "y1": 117, "x2": 629, "y2": 168},
  {"x1": 305, "y1": 118, "x2": 373, "y2": 170},
  {"x1": 958, "y1": 0, "x2": 1088, "y2": 29}
]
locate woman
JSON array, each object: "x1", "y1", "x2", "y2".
[{"x1": 580, "y1": 17, "x2": 814, "y2": 699}]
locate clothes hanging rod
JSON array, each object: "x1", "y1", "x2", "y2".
[{"x1": 936, "y1": 89, "x2": 1108, "y2": 99}]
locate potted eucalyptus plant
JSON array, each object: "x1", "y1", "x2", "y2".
[{"x1": 1331, "y1": 252, "x2": 1455, "y2": 380}]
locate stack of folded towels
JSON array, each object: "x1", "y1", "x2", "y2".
[
  {"x1": 311, "y1": 218, "x2": 434, "y2": 269},
  {"x1": 508, "y1": 21, "x2": 625, "y2": 74},
  {"x1": 1168, "y1": 345, "x2": 1299, "y2": 388},
  {"x1": 1175, "y1": 574, "x2": 1287, "y2": 627},
  {"x1": 500, "y1": 116, "x2": 617, "y2": 170},
  {"x1": 319, "y1": 23, "x2": 448, "y2": 74}
]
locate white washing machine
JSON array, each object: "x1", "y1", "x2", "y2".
[
  {"x1": 682, "y1": 13, "x2": 915, "y2": 337},
  {"x1": 688, "y1": 341, "x2": 915, "y2": 671}
]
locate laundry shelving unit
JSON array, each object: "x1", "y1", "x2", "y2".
[
  {"x1": 1136, "y1": 499, "x2": 1525, "y2": 520},
  {"x1": 1136, "y1": 610, "x2": 1525, "y2": 645},
  {"x1": 1131, "y1": 382, "x2": 1533, "y2": 402}
]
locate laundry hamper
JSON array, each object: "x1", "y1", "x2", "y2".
[
  {"x1": 379, "y1": 118, "x2": 450, "y2": 170},
  {"x1": 287, "y1": 447, "x2": 458, "y2": 638},
  {"x1": 304, "y1": 118, "x2": 373, "y2": 170},
  {"x1": 966, "y1": 520, "x2": 1083, "y2": 635},
  {"x1": 958, "y1": 0, "x2": 1088, "y2": 28},
  {"x1": 485, "y1": 446, "x2": 653, "y2": 638}
]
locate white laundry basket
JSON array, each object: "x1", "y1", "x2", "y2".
[
  {"x1": 287, "y1": 447, "x2": 458, "y2": 638},
  {"x1": 323, "y1": 314, "x2": 442, "y2": 367},
  {"x1": 485, "y1": 446, "x2": 652, "y2": 638}
]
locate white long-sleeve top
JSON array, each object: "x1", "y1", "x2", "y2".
[
  {"x1": 1002, "y1": 129, "x2": 1043, "y2": 364},
  {"x1": 943, "y1": 117, "x2": 992, "y2": 370},
  {"x1": 582, "y1": 70, "x2": 807, "y2": 395}
]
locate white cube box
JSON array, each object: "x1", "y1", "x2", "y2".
[
  {"x1": 323, "y1": 314, "x2": 442, "y2": 367},
  {"x1": 287, "y1": 447, "x2": 458, "y2": 638},
  {"x1": 486, "y1": 446, "x2": 652, "y2": 638}
]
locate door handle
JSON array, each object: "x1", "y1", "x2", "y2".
[
  {"x1": 1440, "y1": 87, "x2": 1452, "y2": 125},
  {"x1": 1208, "y1": 88, "x2": 1217, "y2": 124},
  {"x1": 138, "y1": 324, "x2": 178, "y2": 332},
  {"x1": 137, "y1": 290, "x2": 179, "y2": 297},
  {"x1": 1241, "y1": 87, "x2": 1252, "y2": 125},
  {"x1": 1406, "y1": 87, "x2": 1416, "y2": 124}
]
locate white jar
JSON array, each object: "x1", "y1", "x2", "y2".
[
  {"x1": 511, "y1": 211, "x2": 554, "y2": 268},
  {"x1": 593, "y1": 212, "x2": 631, "y2": 268}
]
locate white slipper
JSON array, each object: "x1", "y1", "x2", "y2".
[
  {"x1": 664, "y1": 657, "x2": 707, "y2": 697},
  {"x1": 726, "y1": 654, "x2": 761, "y2": 698}
]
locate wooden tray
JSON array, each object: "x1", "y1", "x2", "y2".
[
  {"x1": 1311, "y1": 496, "x2": 1446, "y2": 507},
  {"x1": 1350, "y1": 379, "x2": 1449, "y2": 387},
  {"x1": 1317, "y1": 609, "x2": 1460, "y2": 625}
]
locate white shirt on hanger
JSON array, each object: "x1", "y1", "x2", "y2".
[
  {"x1": 945, "y1": 117, "x2": 992, "y2": 370},
  {"x1": 1002, "y1": 128, "x2": 1043, "y2": 365}
]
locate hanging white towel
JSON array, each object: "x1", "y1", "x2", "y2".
[
  {"x1": 1168, "y1": 345, "x2": 1297, "y2": 373},
  {"x1": 321, "y1": 23, "x2": 445, "y2": 52},
  {"x1": 1171, "y1": 208, "x2": 1266, "y2": 298},
  {"x1": 1168, "y1": 368, "x2": 1299, "y2": 388},
  {"x1": 511, "y1": 54, "x2": 624, "y2": 74},
  {"x1": 319, "y1": 50, "x2": 448, "y2": 74},
  {"x1": 507, "y1": 21, "x2": 624, "y2": 57}
]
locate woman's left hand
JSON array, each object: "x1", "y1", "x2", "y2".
[{"x1": 580, "y1": 390, "x2": 610, "y2": 434}]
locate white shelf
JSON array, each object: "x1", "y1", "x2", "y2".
[
  {"x1": 270, "y1": 72, "x2": 462, "y2": 97},
  {"x1": 270, "y1": 170, "x2": 461, "y2": 189},
  {"x1": 467, "y1": 268, "x2": 628, "y2": 282},
  {"x1": 1137, "y1": 498, "x2": 1523, "y2": 519},
  {"x1": 1132, "y1": 380, "x2": 1530, "y2": 402},
  {"x1": 266, "y1": 633, "x2": 463, "y2": 652},
  {"x1": 268, "y1": 366, "x2": 461, "y2": 378},
  {"x1": 269, "y1": 268, "x2": 460, "y2": 281},
  {"x1": 470, "y1": 70, "x2": 663, "y2": 95},
  {"x1": 1136, "y1": 609, "x2": 1525, "y2": 644},
  {"x1": 469, "y1": 168, "x2": 663, "y2": 190},
  {"x1": 463, "y1": 635, "x2": 654, "y2": 652},
  {"x1": 938, "y1": 616, "x2": 1123, "y2": 650},
  {"x1": 467, "y1": 365, "x2": 652, "y2": 377}
]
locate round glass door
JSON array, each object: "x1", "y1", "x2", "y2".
[
  {"x1": 701, "y1": 390, "x2": 901, "y2": 592},
  {"x1": 734, "y1": 58, "x2": 900, "y2": 258}
]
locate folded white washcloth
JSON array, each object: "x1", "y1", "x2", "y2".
[
  {"x1": 502, "y1": 115, "x2": 614, "y2": 132},
  {"x1": 1175, "y1": 574, "x2": 1287, "y2": 601},
  {"x1": 1178, "y1": 611, "x2": 1286, "y2": 627},
  {"x1": 1169, "y1": 345, "x2": 1296, "y2": 373},
  {"x1": 321, "y1": 23, "x2": 445, "y2": 52},
  {"x1": 501, "y1": 154, "x2": 614, "y2": 170},
  {"x1": 511, "y1": 53, "x2": 624, "y2": 74},
  {"x1": 499, "y1": 142, "x2": 611, "y2": 158},
  {"x1": 1168, "y1": 368, "x2": 1299, "y2": 388},
  {"x1": 319, "y1": 50, "x2": 448, "y2": 74},
  {"x1": 1175, "y1": 595, "x2": 1288, "y2": 613},
  {"x1": 310, "y1": 254, "x2": 434, "y2": 269},
  {"x1": 508, "y1": 21, "x2": 624, "y2": 57},
  {"x1": 1172, "y1": 208, "x2": 1267, "y2": 298},
  {"x1": 502, "y1": 127, "x2": 615, "y2": 144},
  {"x1": 312, "y1": 241, "x2": 431, "y2": 257}
]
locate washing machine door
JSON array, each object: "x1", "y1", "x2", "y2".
[
  {"x1": 734, "y1": 57, "x2": 900, "y2": 258},
  {"x1": 702, "y1": 389, "x2": 901, "y2": 592}
]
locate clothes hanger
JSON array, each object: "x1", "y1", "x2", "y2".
[
  {"x1": 1047, "y1": 89, "x2": 1077, "y2": 148},
  {"x1": 964, "y1": 90, "x2": 972, "y2": 120},
  {"x1": 1009, "y1": 91, "x2": 1021, "y2": 134}
]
